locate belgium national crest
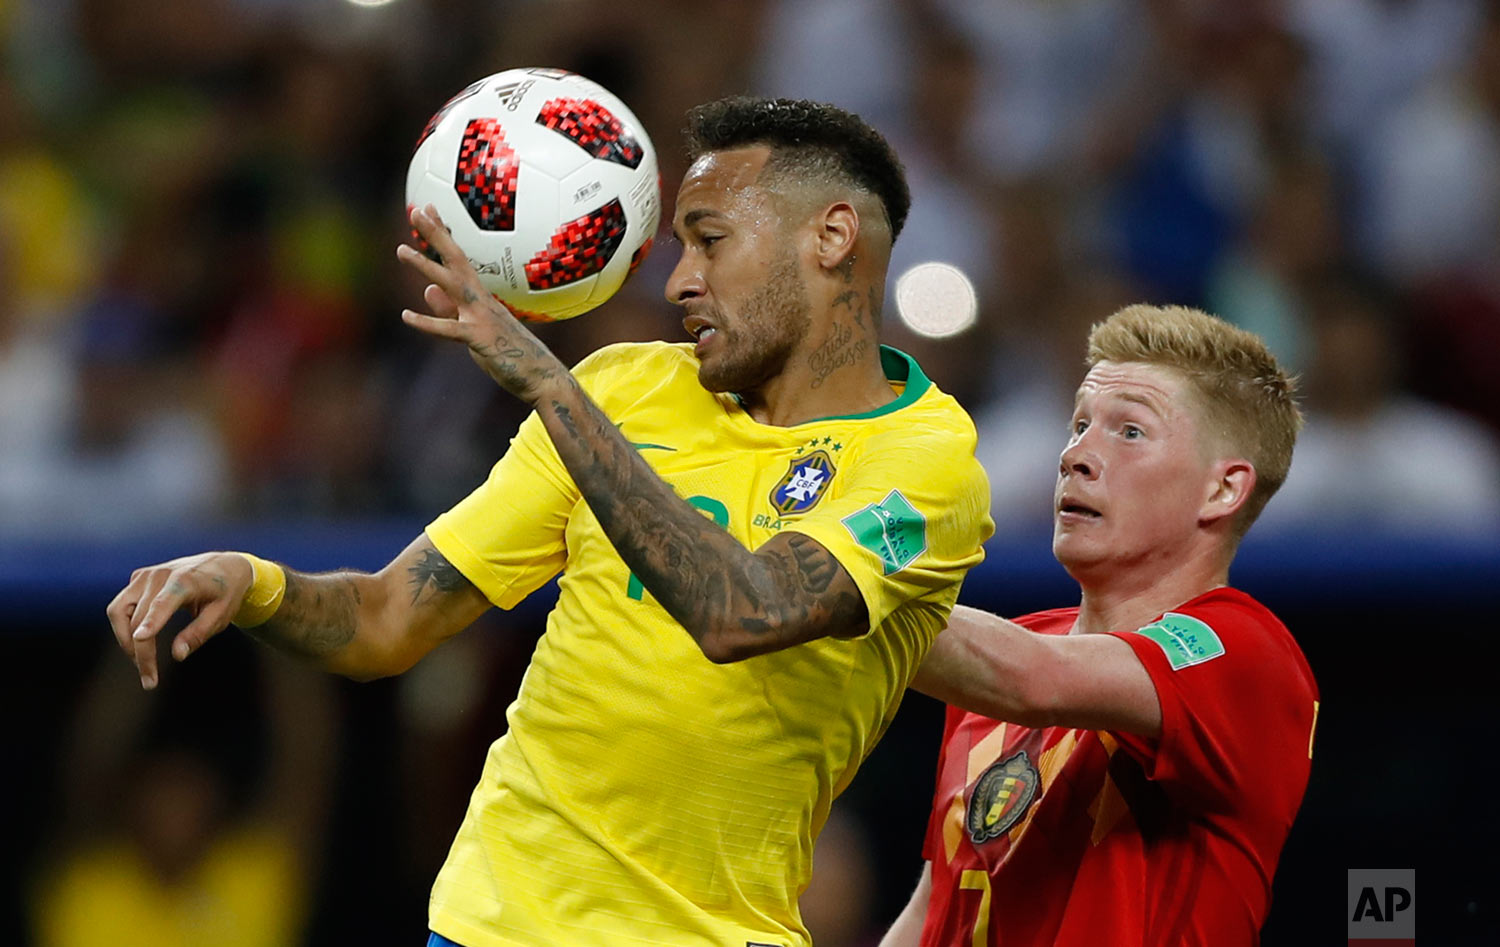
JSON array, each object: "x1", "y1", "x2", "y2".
[
  {"x1": 966, "y1": 751, "x2": 1041, "y2": 844},
  {"x1": 770, "y1": 449, "x2": 836, "y2": 515}
]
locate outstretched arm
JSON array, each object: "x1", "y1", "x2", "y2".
[
  {"x1": 397, "y1": 206, "x2": 867, "y2": 662},
  {"x1": 913, "y1": 604, "x2": 1162, "y2": 735},
  {"x1": 879, "y1": 861, "x2": 931, "y2": 947},
  {"x1": 107, "y1": 534, "x2": 490, "y2": 688}
]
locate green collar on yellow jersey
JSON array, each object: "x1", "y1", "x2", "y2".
[{"x1": 730, "y1": 345, "x2": 931, "y2": 423}]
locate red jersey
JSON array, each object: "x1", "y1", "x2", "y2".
[{"x1": 919, "y1": 587, "x2": 1318, "y2": 946}]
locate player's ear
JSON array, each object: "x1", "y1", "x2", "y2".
[
  {"x1": 813, "y1": 201, "x2": 859, "y2": 273},
  {"x1": 1200, "y1": 459, "x2": 1255, "y2": 526}
]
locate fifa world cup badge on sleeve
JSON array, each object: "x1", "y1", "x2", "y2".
[
  {"x1": 1131, "y1": 613, "x2": 1225, "y2": 670},
  {"x1": 841, "y1": 489, "x2": 928, "y2": 575}
]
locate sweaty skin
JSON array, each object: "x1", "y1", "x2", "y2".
[{"x1": 398, "y1": 198, "x2": 872, "y2": 662}]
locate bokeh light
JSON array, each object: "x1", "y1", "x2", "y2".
[{"x1": 894, "y1": 261, "x2": 978, "y2": 339}]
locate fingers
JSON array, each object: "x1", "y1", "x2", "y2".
[
  {"x1": 133, "y1": 630, "x2": 159, "y2": 689},
  {"x1": 408, "y1": 204, "x2": 465, "y2": 263},
  {"x1": 401, "y1": 205, "x2": 473, "y2": 284},
  {"x1": 396, "y1": 239, "x2": 454, "y2": 282},
  {"x1": 106, "y1": 576, "x2": 144, "y2": 659},
  {"x1": 107, "y1": 553, "x2": 254, "y2": 691},
  {"x1": 130, "y1": 566, "x2": 213, "y2": 689},
  {"x1": 129, "y1": 571, "x2": 186, "y2": 690},
  {"x1": 401, "y1": 308, "x2": 472, "y2": 340},
  {"x1": 423, "y1": 282, "x2": 460, "y2": 318},
  {"x1": 170, "y1": 599, "x2": 233, "y2": 663},
  {"x1": 395, "y1": 244, "x2": 478, "y2": 340},
  {"x1": 398, "y1": 207, "x2": 529, "y2": 353},
  {"x1": 122, "y1": 569, "x2": 169, "y2": 687}
]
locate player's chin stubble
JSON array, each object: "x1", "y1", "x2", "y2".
[{"x1": 698, "y1": 256, "x2": 811, "y2": 395}]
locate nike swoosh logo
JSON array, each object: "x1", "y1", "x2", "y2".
[{"x1": 616, "y1": 422, "x2": 676, "y2": 452}]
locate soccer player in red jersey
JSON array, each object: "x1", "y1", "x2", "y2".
[{"x1": 881, "y1": 305, "x2": 1319, "y2": 947}]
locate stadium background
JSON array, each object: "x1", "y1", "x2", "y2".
[{"x1": 2, "y1": 0, "x2": 1497, "y2": 944}]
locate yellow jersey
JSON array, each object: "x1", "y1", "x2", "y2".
[
  {"x1": 35, "y1": 827, "x2": 304, "y2": 947},
  {"x1": 425, "y1": 341, "x2": 992, "y2": 947}
]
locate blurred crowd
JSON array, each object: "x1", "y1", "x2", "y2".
[
  {"x1": 2, "y1": 0, "x2": 1498, "y2": 540},
  {"x1": 6, "y1": 1, "x2": 1500, "y2": 946}
]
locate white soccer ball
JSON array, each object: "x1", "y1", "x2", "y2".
[{"x1": 406, "y1": 68, "x2": 661, "y2": 322}]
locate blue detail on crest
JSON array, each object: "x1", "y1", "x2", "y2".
[{"x1": 771, "y1": 450, "x2": 837, "y2": 515}]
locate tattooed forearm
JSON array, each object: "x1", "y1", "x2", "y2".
[
  {"x1": 786, "y1": 532, "x2": 836, "y2": 594},
  {"x1": 536, "y1": 381, "x2": 868, "y2": 661},
  {"x1": 733, "y1": 534, "x2": 866, "y2": 643},
  {"x1": 408, "y1": 548, "x2": 474, "y2": 605},
  {"x1": 466, "y1": 329, "x2": 563, "y2": 402},
  {"x1": 552, "y1": 399, "x2": 580, "y2": 440},
  {"x1": 248, "y1": 571, "x2": 361, "y2": 659},
  {"x1": 443, "y1": 289, "x2": 565, "y2": 403}
]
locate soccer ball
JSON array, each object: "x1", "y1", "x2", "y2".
[{"x1": 406, "y1": 68, "x2": 661, "y2": 322}]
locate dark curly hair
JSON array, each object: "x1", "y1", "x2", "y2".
[{"x1": 683, "y1": 96, "x2": 911, "y2": 241}]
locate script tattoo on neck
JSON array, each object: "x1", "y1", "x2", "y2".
[{"x1": 809, "y1": 284, "x2": 874, "y2": 389}]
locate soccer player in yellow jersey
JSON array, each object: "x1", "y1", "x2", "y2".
[{"x1": 107, "y1": 96, "x2": 993, "y2": 947}]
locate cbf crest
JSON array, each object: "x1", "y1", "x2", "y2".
[
  {"x1": 770, "y1": 449, "x2": 837, "y2": 515},
  {"x1": 966, "y1": 751, "x2": 1041, "y2": 844}
]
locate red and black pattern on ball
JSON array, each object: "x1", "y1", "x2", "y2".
[
  {"x1": 625, "y1": 236, "x2": 653, "y2": 283},
  {"x1": 456, "y1": 118, "x2": 520, "y2": 231},
  {"x1": 524, "y1": 198, "x2": 627, "y2": 290},
  {"x1": 535, "y1": 98, "x2": 644, "y2": 169},
  {"x1": 414, "y1": 78, "x2": 486, "y2": 152}
]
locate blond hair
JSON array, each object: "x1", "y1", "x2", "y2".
[{"x1": 1087, "y1": 304, "x2": 1302, "y2": 538}]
